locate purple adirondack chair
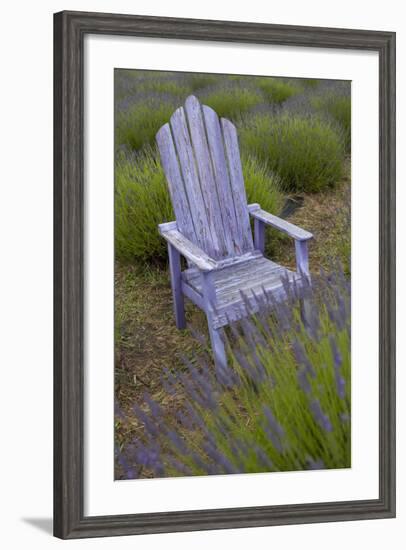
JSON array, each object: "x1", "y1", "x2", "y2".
[{"x1": 156, "y1": 95, "x2": 313, "y2": 369}]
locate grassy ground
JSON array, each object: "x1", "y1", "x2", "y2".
[
  {"x1": 115, "y1": 264, "x2": 207, "y2": 454},
  {"x1": 272, "y1": 158, "x2": 350, "y2": 274},
  {"x1": 114, "y1": 160, "x2": 350, "y2": 472}
]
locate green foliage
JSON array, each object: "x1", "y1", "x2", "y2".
[
  {"x1": 116, "y1": 269, "x2": 351, "y2": 477},
  {"x1": 240, "y1": 113, "x2": 345, "y2": 192},
  {"x1": 115, "y1": 148, "x2": 174, "y2": 263},
  {"x1": 115, "y1": 149, "x2": 283, "y2": 264},
  {"x1": 312, "y1": 93, "x2": 351, "y2": 151},
  {"x1": 242, "y1": 154, "x2": 283, "y2": 215},
  {"x1": 186, "y1": 73, "x2": 221, "y2": 91},
  {"x1": 133, "y1": 79, "x2": 191, "y2": 98},
  {"x1": 200, "y1": 278, "x2": 351, "y2": 473},
  {"x1": 301, "y1": 78, "x2": 320, "y2": 89},
  {"x1": 255, "y1": 77, "x2": 301, "y2": 104},
  {"x1": 200, "y1": 87, "x2": 263, "y2": 120},
  {"x1": 115, "y1": 101, "x2": 176, "y2": 151}
]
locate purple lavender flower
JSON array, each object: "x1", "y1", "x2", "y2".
[
  {"x1": 329, "y1": 335, "x2": 346, "y2": 399},
  {"x1": 329, "y1": 335, "x2": 343, "y2": 368},
  {"x1": 135, "y1": 441, "x2": 165, "y2": 476},
  {"x1": 297, "y1": 365, "x2": 311, "y2": 394},
  {"x1": 306, "y1": 457, "x2": 326, "y2": 470},
  {"x1": 263, "y1": 406, "x2": 285, "y2": 453},
  {"x1": 175, "y1": 409, "x2": 194, "y2": 430},
  {"x1": 187, "y1": 450, "x2": 220, "y2": 475},
  {"x1": 310, "y1": 399, "x2": 333, "y2": 432},
  {"x1": 254, "y1": 445, "x2": 275, "y2": 470},
  {"x1": 132, "y1": 403, "x2": 159, "y2": 437},
  {"x1": 161, "y1": 367, "x2": 179, "y2": 395},
  {"x1": 166, "y1": 430, "x2": 188, "y2": 454},
  {"x1": 143, "y1": 392, "x2": 163, "y2": 419},
  {"x1": 203, "y1": 440, "x2": 238, "y2": 474},
  {"x1": 167, "y1": 457, "x2": 192, "y2": 476},
  {"x1": 335, "y1": 372, "x2": 346, "y2": 400},
  {"x1": 115, "y1": 445, "x2": 138, "y2": 479},
  {"x1": 292, "y1": 339, "x2": 316, "y2": 378}
]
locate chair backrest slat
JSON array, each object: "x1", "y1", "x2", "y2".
[
  {"x1": 221, "y1": 117, "x2": 254, "y2": 254},
  {"x1": 156, "y1": 95, "x2": 254, "y2": 261},
  {"x1": 165, "y1": 105, "x2": 215, "y2": 257},
  {"x1": 155, "y1": 123, "x2": 197, "y2": 245},
  {"x1": 184, "y1": 96, "x2": 230, "y2": 259},
  {"x1": 202, "y1": 105, "x2": 242, "y2": 256}
]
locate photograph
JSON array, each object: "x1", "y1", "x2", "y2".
[{"x1": 113, "y1": 69, "x2": 352, "y2": 480}]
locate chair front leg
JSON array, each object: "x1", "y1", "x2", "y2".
[
  {"x1": 168, "y1": 243, "x2": 186, "y2": 329},
  {"x1": 294, "y1": 240, "x2": 312, "y2": 328},
  {"x1": 294, "y1": 240, "x2": 310, "y2": 280},
  {"x1": 201, "y1": 271, "x2": 227, "y2": 370}
]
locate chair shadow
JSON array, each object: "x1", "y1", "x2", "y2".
[{"x1": 22, "y1": 517, "x2": 53, "y2": 535}]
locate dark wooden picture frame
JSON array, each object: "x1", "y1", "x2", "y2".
[{"x1": 54, "y1": 10, "x2": 396, "y2": 539}]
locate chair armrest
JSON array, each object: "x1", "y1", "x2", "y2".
[
  {"x1": 248, "y1": 204, "x2": 313, "y2": 241},
  {"x1": 159, "y1": 224, "x2": 218, "y2": 272}
]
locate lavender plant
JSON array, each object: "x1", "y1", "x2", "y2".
[
  {"x1": 239, "y1": 112, "x2": 345, "y2": 192},
  {"x1": 199, "y1": 84, "x2": 264, "y2": 120},
  {"x1": 185, "y1": 72, "x2": 222, "y2": 91},
  {"x1": 311, "y1": 91, "x2": 351, "y2": 151},
  {"x1": 254, "y1": 77, "x2": 301, "y2": 104},
  {"x1": 115, "y1": 265, "x2": 351, "y2": 478},
  {"x1": 115, "y1": 96, "x2": 180, "y2": 151}
]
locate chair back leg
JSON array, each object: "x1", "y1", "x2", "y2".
[{"x1": 168, "y1": 243, "x2": 186, "y2": 329}]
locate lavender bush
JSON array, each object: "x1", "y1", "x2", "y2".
[
  {"x1": 115, "y1": 96, "x2": 180, "y2": 151},
  {"x1": 116, "y1": 265, "x2": 351, "y2": 478},
  {"x1": 199, "y1": 84, "x2": 264, "y2": 120},
  {"x1": 311, "y1": 91, "x2": 351, "y2": 151},
  {"x1": 239, "y1": 112, "x2": 345, "y2": 192},
  {"x1": 254, "y1": 77, "x2": 302, "y2": 104}
]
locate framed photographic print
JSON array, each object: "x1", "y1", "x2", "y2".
[{"x1": 54, "y1": 10, "x2": 396, "y2": 539}]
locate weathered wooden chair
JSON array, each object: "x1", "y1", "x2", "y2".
[{"x1": 156, "y1": 95, "x2": 313, "y2": 369}]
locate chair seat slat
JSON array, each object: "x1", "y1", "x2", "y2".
[{"x1": 182, "y1": 256, "x2": 302, "y2": 328}]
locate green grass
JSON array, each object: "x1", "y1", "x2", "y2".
[
  {"x1": 199, "y1": 87, "x2": 263, "y2": 120},
  {"x1": 255, "y1": 77, "x2": 301, "y2": 104},
  {"x1": 115, "y1": 148, "x2": 284, "y2": 264},
  {"x1": 240, "y1": 113, "x2": 345, "y2": 192},
  {"x1": 115, "y1": 100, "x2": 177, "y2": 151}
]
